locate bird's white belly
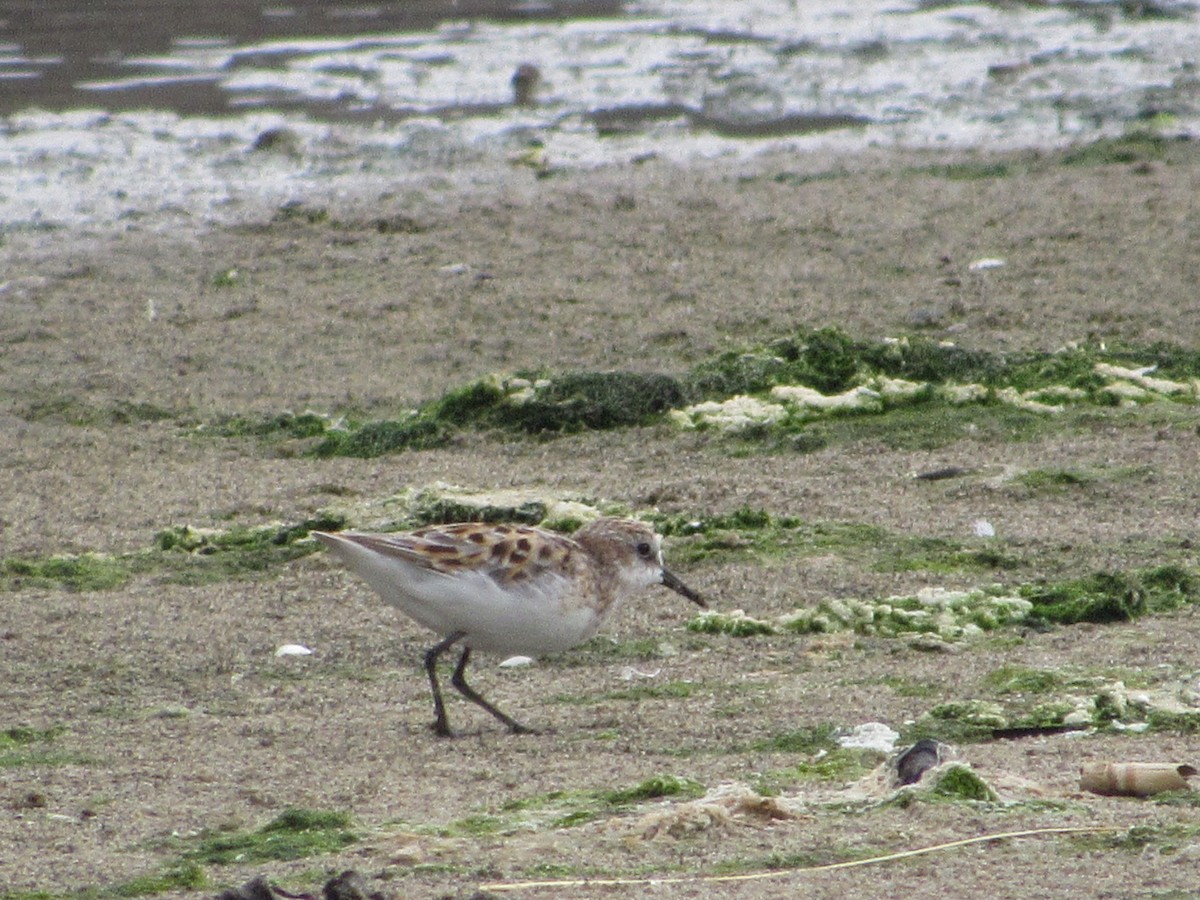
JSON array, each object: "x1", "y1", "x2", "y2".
[{"x1": 372, "y1": 568, "x2": 604, "y2": 656}]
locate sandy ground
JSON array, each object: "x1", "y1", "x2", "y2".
[{"x1": 4, "y1": 141, "x2": 1200, "y2": 898}]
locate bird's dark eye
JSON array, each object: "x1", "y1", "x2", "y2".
[{"x1": 636, "y1": 541, "x2": 654, "y2": 559}]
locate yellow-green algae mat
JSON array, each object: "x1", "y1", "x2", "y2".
[{"x1": 201, "y1": 329, "x2": 1200, "y2": 456}]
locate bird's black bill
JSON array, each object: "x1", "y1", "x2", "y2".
[{"x1": 662, "y1": 568, "x2": 706, "y2": 607}]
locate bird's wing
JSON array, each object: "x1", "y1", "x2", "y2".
[{"x1": 338, "y1": 523, "x2": 583, "y2": 587}]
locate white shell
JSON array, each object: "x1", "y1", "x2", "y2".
[
  {"x1": 972, "y1": 519, "x2": 996, "y2": 538},
  {"x1": 968, "y1": 257, "x2": 1006, "y2": 271},
  {"x1": 275, "y1": 644, "x2": 313, "y2": 657},
  {"x1": 498, "y1": 656, "x2": 534, "y2": 668}
]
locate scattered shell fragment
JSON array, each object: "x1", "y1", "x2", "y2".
[
  {"x1": 1080, "y1": 762, "x2": 1198, "y2": 797},
  {"x1": 968, "y1": 257, "x2": 1006, "y2": 271},
  {"x1": 274, "y1": 644, "x2": 313, "y2": 657},
  {"x1": 498, "y1": 656, "x2": 534, "y2": 668},
  {"x1": 620, "y1": 666, "x2": 662, "y2": 680},
  {"x1": 972, "y1": 519, "x2": 996, "y2": 538}
]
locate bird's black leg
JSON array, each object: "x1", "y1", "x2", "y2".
[
  {"x1": 424, "y1": 631, "x2": 467, "y2": 737},
  {"x1": 450, "y1": 646, "x2": 536, "y2": 735}
]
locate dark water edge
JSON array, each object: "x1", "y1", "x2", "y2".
[
  {"x1": 2, "y1": 0, "x2": 1197, "y2": 232},
  {"x1": 0, "y1": 0, "x2": 622, "y2": 116}
]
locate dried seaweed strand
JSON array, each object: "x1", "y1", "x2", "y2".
[{"x1": 479, "y1": 825, "x2": 1121, "y2": 892}]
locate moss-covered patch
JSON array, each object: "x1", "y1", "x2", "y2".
[
  {"x1": 437, "y1": 775, "x2": 706, "y2": 836},
  {"x1": 313, "y1": 415, "x2": 451, "y2": 457},
  {"x1": 776, "y1": 587, "x2": 1033, "y2": 641},
  {"x1": 181, "y1": 808, "x2": 357, "y2": 865},
  {"x1": 908, "y1": 696, "x2": 1086, "y2": 744},
  {"x1": 208, "y1": 411, "x2": 333, "y2": 441},
  {"x1": 0, "y1": 726, "x2": 82, "y2": 769},
  {"x1": 402, "y1": 492, "x2": 549, "y2": 528},
  {"x1": 982, "y1": 665, "x2": 1065, "y2": 695},
  {"x1": 16, "y1": 395, "x2": 177, "y2": 427},
  {"x1": 1013, "y1": 467, "x2": 1097, "y2": 491},
  {"x1": 308, "y1": 371, "x2": 687, "y2": 457},
  {"x1": 779, "y1": 402, "x2": 1055, "y2": 454},
  {"x1": 1146, "y1": 709, "x2": 1200, "y2": 734},
  {"x1": 1021, "y1": 565, "x2": 1198, "y2": 625},
  {"x1": 1, "y1": 553, "x2": 134, "y2": 592},
  {"x1": 926, "y1": 765, "x2": 999, "y2": 802},
  {"x1": 601, "y1": 774, "x2": 705, "y2": 806},
  {"x1": 1, "y1": 515, "x2": 344, "y2": 593},
  {"x1": 501, "y1": 372, "x2": 687, "y2": 432},
  {"x1": 1059, "y1": 132, "x2": 1175, "y2": 167},
  {"x1": 913, "y1": 160, "x2": 1018, "y2": 180},
  {"x1": 153, "y1": 514, "x2": 346, "y2": 584},
  {"x1": 689, "y1": 560, "x2": 1200, "y2": 646},
  {"x1": 1074, "y1": 823, "x2": 1200, "y2": 854},
  {"x1": 600, "y1": 681, "x2": 699, "y2": 702},
  {"x1": 673, "y1": 333, "x2": 1200, "y2": 452},
  {"x1": 903, "y1": 700, "x2": 1012, "y2": 744},
  {"x1": 752, "y1": 724, "x2": 839, "y2": 755},
  {"x1": 654, "y1": 506, "x2": 1026, "y2": 575},
  {"x1": 191, "y1": 330, "x2": 1200, "y2": 457},
  {"x1": 755, "y1": 748, "x2": 881, "y2": 794},
  {"x1": 1012, "y1": 464, "x2": 1153, "y2": 494},
  {"x1": 688, "y1": 609, "x2": 779, "y2": 637},
  {"x1": 900, "y1": 668, "x2": 1200, "y2": 744},
  {"x1": 336, "y1": 485, "x2": 610, "y2": 536},
  {"x1": 110, "y1": 862, "x2": 208, "y2": 897}
]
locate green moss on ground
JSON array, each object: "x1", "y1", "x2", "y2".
[
  {"x1": 438, "y1": 774, "x2": 706, "y2": 836},
  {"x1": 0, "y1": 726, "x2": 82, "y2": 769},
  {"x1": 190, "y1": 330, "x2": 1200, "y2": 457},
  {"x1": 1021, "y1": 565, "x2": 1198, "y2": 625},
  {"x1": 1, "y1": 515, "x2": 344, "y2": 593},
  {"x1": 927, "y1": 765, "x2": 999, "y2": 802},
  {"x1": 181, "y1": 809, "x2": 357, "y2": 865}
]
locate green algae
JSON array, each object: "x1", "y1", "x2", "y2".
[
  {"x1": 1, "y1": 553, "x2": 134, "y2": 592},
  {"x1": 983, "y1": 665, "x2": 1064, "y2": 695},
  {"x1": 437, "y1": 774, "x2": 706, "y2": 836},
  {"x1": 1021, "y1": 565, "x2": 1198, "y2": 625},
  {"x1": 1060, "y1": 132, "x2": 1175, "y2": 167},
  {"x1": 1, "y1": 515, "x2": 344, "y2": 593},
  {"x1": 210, "y1": 411, "x2": 332, "y2": 440},
  {"x1": 927, "y1": 765, "x2": 999, "y2": 802},
  {"x1": 0, "y1": 726, "x2": 84, "y2": 769},
  {"x1": 109, "y1": 863, "x2": 207, "y2": 897},
  {"x1": 306, "y1": 370, "x2": 686, "y2": 457},
  {"x1": 502, "y1": 371, "x2": 687, "y2": 432},
  {"x1": 183, "y1": 329, "x2": 1200, "y2": 458},
  {"x1": 312, "y1": 415, "x2": 449, "y2": 456},
  {"x1": 692, "y1": 566, "x2": 1200, "y2": 644},
  {"x1": 182, "y1": 809, "x2": 357, "y2": 865},
  {"x1": 752, "y1": 724, "x2": 838, "y2": 754},
  {"x1": 17, "y1": 396, "x2": 177, "y2": 427}
]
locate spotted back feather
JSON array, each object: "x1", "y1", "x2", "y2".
[{"x1": 342, "y1": 522, "x2": 582, "y2": 587}]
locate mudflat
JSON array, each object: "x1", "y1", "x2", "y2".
[{"x1": 4, "y1": 138, "x2": 1200, "y2": 898}]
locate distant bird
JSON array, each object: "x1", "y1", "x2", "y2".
[
  {"x1": 314, "y1": 518, "x2": 704, "y2": 736},
  {"x1": 511, "y1": 63, "x2": 542, "y2": 106}
]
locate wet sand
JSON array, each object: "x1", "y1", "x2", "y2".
[{"x1": 4, "y1": 141, "x2": 1200, "y2": 897}]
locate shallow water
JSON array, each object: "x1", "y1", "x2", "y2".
[{"x1": 1, "y1": 0, "x2": 1197, "y2": 230}]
